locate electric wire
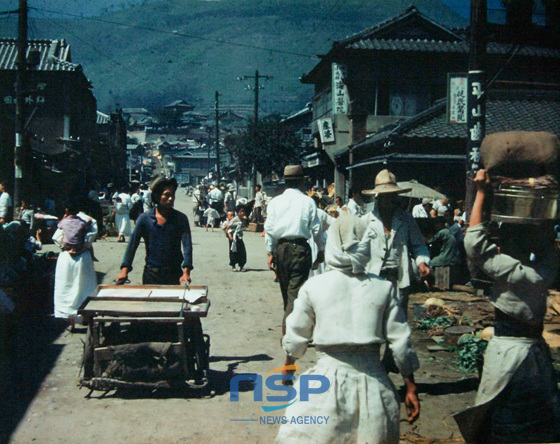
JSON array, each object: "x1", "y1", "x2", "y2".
[
  {"x1": 33, "y1": 8, "x2": 151, "y2": 86},
  {"x1": 28, "y1": 5, "x2": 317, "y2": 59}
]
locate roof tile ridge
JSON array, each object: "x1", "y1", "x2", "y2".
[{"x1": 335, "y1": 6, "x2": 419, "y2": 47}]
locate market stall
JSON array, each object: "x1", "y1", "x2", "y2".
[{"x1": 78, "y1": 284, "x2": 210, "y2": 394}]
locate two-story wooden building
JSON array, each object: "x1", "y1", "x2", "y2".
[
  {"x1": 0, "y1": 38, "x2": 97, "y2": 204},
  {"x1": 300, "y1": 6, "x2": 560, "y2": 199}
]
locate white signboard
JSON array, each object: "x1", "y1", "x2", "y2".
[
  {"x1": 448, "y1": 73, "x2": 468, "y2": 124},
  {"x1": 332, "y1": 63, "x2": 349, "y2": 115},
  {"x1": 318, "y1": 118, "x2": 335, "y2": 144}
]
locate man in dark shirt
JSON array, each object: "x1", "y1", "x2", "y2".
[{"x1": 116, "y1": 176, "x2": 193, "y2": 285}]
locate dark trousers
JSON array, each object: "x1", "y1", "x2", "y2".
[
  {"x1": 253, "y1": 206, "x2": 263, "y2": 223},
  {"x1": 142, "y1": 265, "x2": 183, "y2": 285},
  {"x1": 276, "y1": 239, "x2": 312, "y2": 335},
  {"x1": 228, "y1": 239, "x2": 246, "y2": 268}
]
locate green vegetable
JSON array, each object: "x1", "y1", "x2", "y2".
[{"x1": 457, "y1": 336, "x2": 488, "y2": 373}]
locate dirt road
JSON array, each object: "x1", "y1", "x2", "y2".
[{"x1": 2, "y1": 191, "x2": 489, "y2": 443}]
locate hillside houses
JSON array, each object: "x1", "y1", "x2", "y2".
[
  {"x1": 121, "y1": 101, "x2": 248, "y2": 185},
  {"x1": 300, "y1": 6, "x2": 560, "y2": 199}
]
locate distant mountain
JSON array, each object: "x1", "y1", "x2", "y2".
[{"x1": 0, "y1": 0, "x2": 467, "y2": 116}]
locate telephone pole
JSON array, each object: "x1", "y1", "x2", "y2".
[
  {"x1": 215, "y1": 91, "x2": 221, "y2": 179},
  {"x1": 14, "y1": 0, "x2": 27, "y2": 218},
  {"x1": 465, "y1": 0, "x2": 487, "y2": 221},
  {"x1": 237, "y1": 70, "x2": 272, "y2": 124},
  {"x1": 237, "y1": 70, "x2": 272, "y2": 198}
]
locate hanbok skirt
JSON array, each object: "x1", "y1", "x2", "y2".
[
  {"x1": 115, "y1": 212, "x2": 132, "y2": 236},
  {"x1": 276, "y1": 345, "x2": 400, "y2": 444},
  {"x1": 54, "y1": 250, "x2": 97, "y2": 318},
  {"x1": 454, "y1": 336, "x2": 560, "y2": 443}
]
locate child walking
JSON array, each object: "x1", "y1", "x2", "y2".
[
  {"x1": 203, "y1": 206, "x2": 220, "y2": 231},
  {"x1": 227, "y1": 205, "x2": 248, "y2": 272}
]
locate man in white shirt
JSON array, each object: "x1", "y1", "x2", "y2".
[
  {"x1": 253, "y1": 185, "x2": 265, "y2": 223},
  {"x1": 0, "y1": 181, "x2": 13, "y2": 225},
  {"x1": 139, "y1": 184, "x2": 152, "y2": 211},
  {"x1": 265, "y1": 165, "x2": 324, "y2": 336},
  {"x1": 346, "y1": 188, "x2": 363, "y2": 216},
  {"x1": 412, "y1": 198, "x2": 432, "y2": 218},
  {"x1": 362, "y1": 169, "x2": 430, "y2": 372},
  {"x1": 431, "y1": 197, "x2": 449, "y2": 217},
  {"x1": 208, "y1": 184, "x2": 223, "y2": 210}
]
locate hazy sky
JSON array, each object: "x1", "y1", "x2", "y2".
[
  {"x1": 0, "y1": 0, "x2": 159, "y2": 18},
  {"x1": 0, "y1": 0, "x2": 549, "y2": 24}
]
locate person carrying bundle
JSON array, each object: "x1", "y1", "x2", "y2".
[{"x1": 455, "y1": 132, "x2": 560, "y2": 443}]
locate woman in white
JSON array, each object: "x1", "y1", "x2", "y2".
[
  {"x1": 276, "y1": 215, "x2": 420, "y2": 444},
  {"x1": 115, "y1": 190, "x2": 132, "y2": 242},
  {"x1": 53, "y1": 205, "x2": 98, "y2": 329}
]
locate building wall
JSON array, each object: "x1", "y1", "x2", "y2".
[{"x1": 0, "y1": 69, "x2": 97, "y2": 205}]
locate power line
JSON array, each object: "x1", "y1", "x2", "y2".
[
  {"x1": 33, "y1": 8, "x2": 151, "y2": 87},
  {"x1": 28, "y1": 6, "x2": 317, "y2": 59}
]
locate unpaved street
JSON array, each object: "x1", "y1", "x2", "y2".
[{"x1": 2, "y1": 191, "x2": 484, "y2": 443}]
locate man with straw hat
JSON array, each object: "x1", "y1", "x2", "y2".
[
  {"x1": 362, "y1": 169, "x2": 430, "y2": 370},
  {"x1": 265, "y1": 165, "x2": 324, "y2": 337}
]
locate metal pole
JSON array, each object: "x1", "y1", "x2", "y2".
[
  {"x1": 254, "y1": 70, "x2": 259, "y2": 124},
  {"x1": 14, "y1": 0, "x2": 27, "y2": 218},
  {"x1": 215, "y1": 91, "x2": 221, "y2": 179},
  {"x1": 465, "y1": 0, "x2": 487, "y2": 222}
]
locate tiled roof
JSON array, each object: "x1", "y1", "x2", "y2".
[
  {"x1": 353, "y1": 89, "x2": 560, "y2": 151},
  {"x1": 344, "y1": 38, "x2": 560, "y2": 58},
  {"x1": 337, "y1": 6, "x2": 464, "y2": 46},
  {"x1": 0, "y1": 38, "x2": 80, "y2": 71}
]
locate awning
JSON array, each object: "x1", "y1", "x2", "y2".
[{"x1": 347, "y1": 153, "x2": 466, "y2": 170}]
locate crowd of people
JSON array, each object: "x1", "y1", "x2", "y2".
[
  {"x1": 2, "y1": 159, "x2": 559, "y2": 442},
  {"x1": 264, "y1": 166, "x2": 560, "y2": 443}
]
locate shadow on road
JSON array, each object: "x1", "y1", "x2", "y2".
[
  {"x1": 72, "y1": 354, "x2": 274, "y2": 401},
  {"x1": 0, "y1": 315, "x2": 66, "y2": 443}
]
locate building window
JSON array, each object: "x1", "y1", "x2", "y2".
[{"x1": 389, "y1": 84, "x2": 431, "y2": 116}]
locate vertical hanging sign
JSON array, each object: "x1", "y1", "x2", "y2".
[
  {"x1": 317, "y1": 118, "x2": 335, "y2": 143},
  {"x1": 466, "y1": 70, "x2": 485, "y2": 176},
  {"x1": 332, "y1": 63, "x2": 349, "y2": 115},
  {"x1": 447, "y1": 73, "x2": 467, "y2": 124}
]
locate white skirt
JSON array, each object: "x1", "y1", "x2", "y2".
[
  {"x1": 276, "y1": 346, "x2": 400, "y2": 444},
  {"x1": 54, "y1": 250, "x2": 97, "y2": 318},
  {"x1": 115, "y1": 212, "x2": 132, "y2": 236}
]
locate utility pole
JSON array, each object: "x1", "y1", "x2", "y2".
[
  {"x1": 14, "y1": 0, "x2": 27, "y2": 218},
  {"x1": 237, "y1": 70, "x2": 272, "y2": 198},
  {"x1": 215, "y1": 91, "x2": 221, "y2": 179},
  {"x1": 238, "y1": 70, "x2": 272, "y2": 124},
  {"x1": 465, "y1": 0, "x2": 487, "y2": 222}
]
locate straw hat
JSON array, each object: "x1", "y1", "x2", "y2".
[
  {"x1": 283, "y1": 165, "x2": 305, "y2": 181},
  {"x1": 362, "y1": 169, "x2": 411, "y2": 196}
]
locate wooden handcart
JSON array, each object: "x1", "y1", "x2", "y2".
[{"x1": 78, "y1": 285, "x2": 210, "y2": 393}]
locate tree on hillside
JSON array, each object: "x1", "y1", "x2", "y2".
[{"x1": 225, "y1": 114, "x2": 303, "y2": 177}]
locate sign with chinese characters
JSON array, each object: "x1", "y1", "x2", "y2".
[
  {"x1": 466, "y1": 70, "x2": 485, "y2": 174},
  {"x1": 318, "y1": 118, "x2": 335, "y2": 144},
  {"x1": 332, "y1": 63, "x2": 349, "y2": 115},
  {"x1": 447, "y1": 73, "x2": 467, "y2": 124},
  {"x1": 2, "y1": 81, "x2": 48, "y2": 106}
]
